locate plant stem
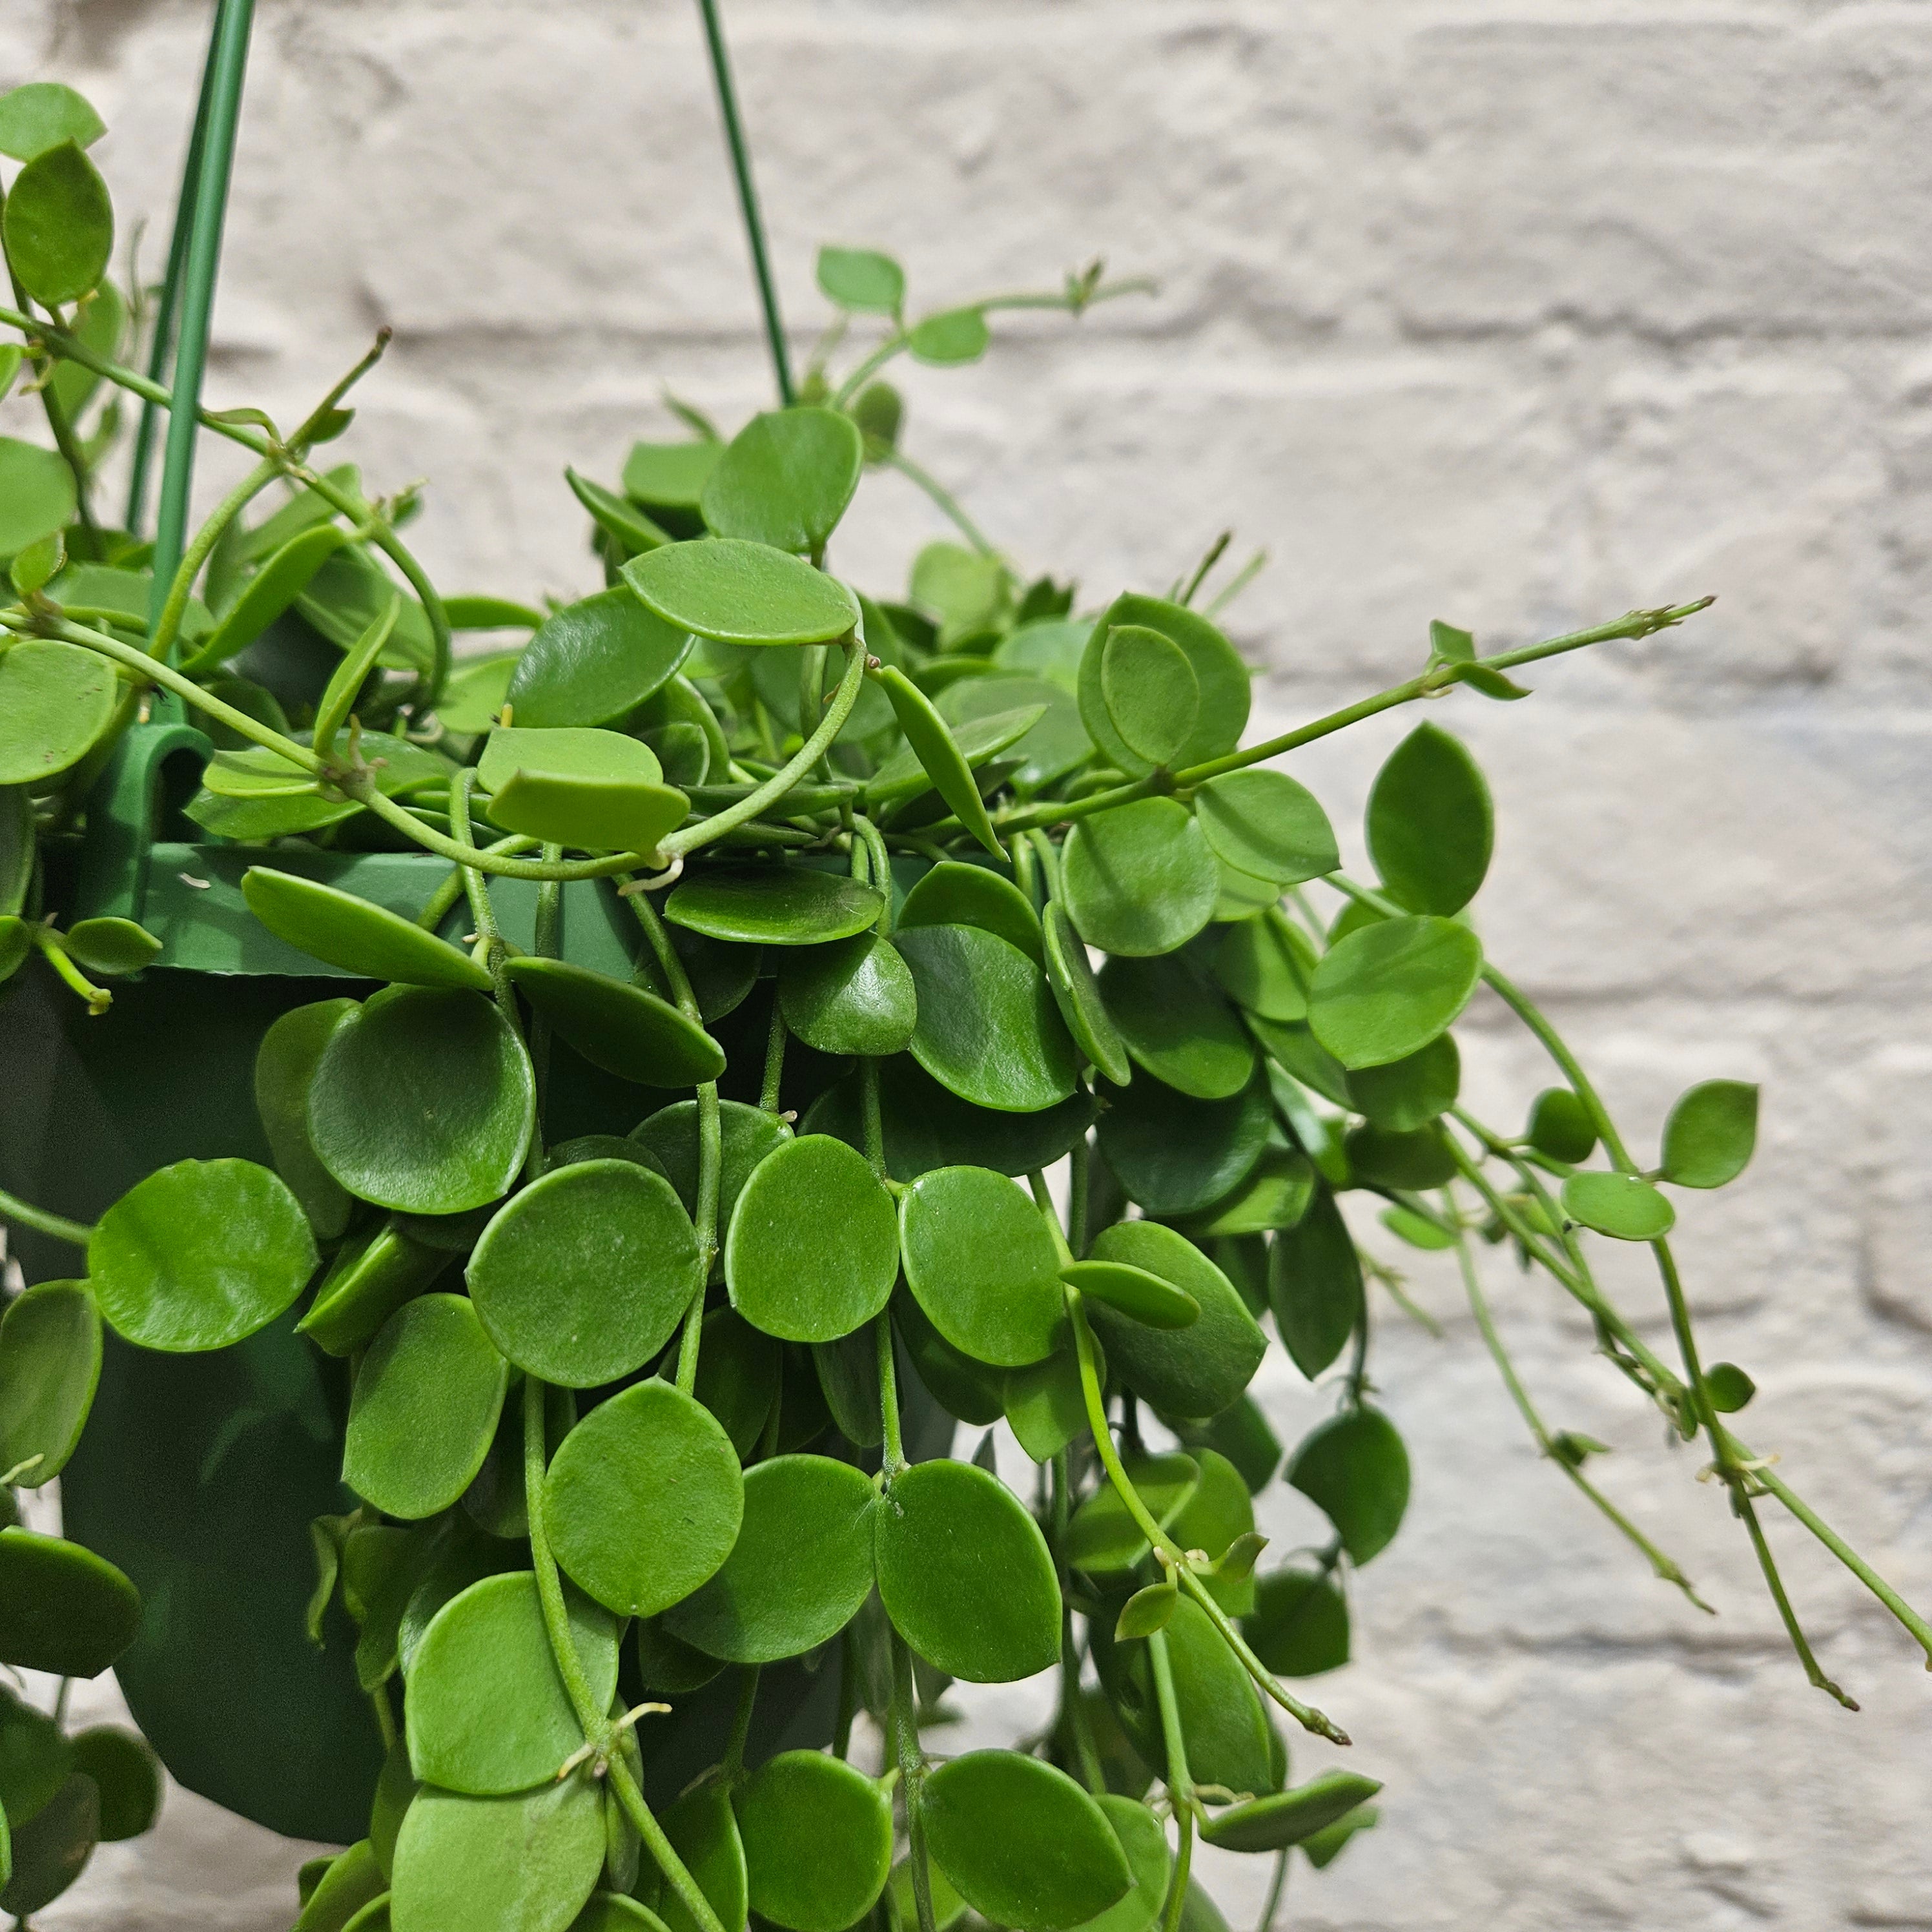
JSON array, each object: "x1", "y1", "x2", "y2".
[
  {"x1": 149, "y1": 0, "x2": 258, "y2": 651},
  {"x1": 723, "y1": 1664, "x2": 762, "y2": 1778},
  {"x1": 877, "y1": 1312, "x2": 905, "y2": 1479},
  {"x1": 1147, "y1": 1630, "x2": 1195, "y2": 1932},
  {"x1": 1254, "y1": 1849, "x2": 1290, "y2": 1932},
  {"x1": 881, "y1": 450, "x2": 1003, "y2": 562},
  {"x1": 152, "y1": 454, "x2": 280, "y2": 663},
  {"x1": 889, "y1": 1629, "x2": 939, "y2": 1932},
  {"x1": 693, "y1": 0, "x2": 794, "y2": 406},
  {"x1": 1051, "y1": 1450, "x2": 1107, "y2": 1796},
  {"x1": 0, "y1": 1186, "x2": 93, "y2": 1250},
  {"x1": 759, "y1": 998, "x2": 787, "y2": 1111}
]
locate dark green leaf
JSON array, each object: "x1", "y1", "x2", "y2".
[
  {"x1": 66, "y1": 1728, "x2": 158, "y2": 1844},
  {"x1": 1300, "y1": 1804, "x2": 1379, "y2": 1869},
  {"x1": 1094, "y1": 1071, "x2": 1270, "y2": 1217},
  {"x1": 1003, "y1": 1339, "x2": 1096, "y2": 1464},
  {"x1": 1268, "y1": 1193, "x2": 1361, "y2": 1381},
  {"x1": 1288, "y1": 1408, "x2": 1409, "y2": 1564},
  {"x1": 1155, "y1": 1596, "x2": 1273, "y2": 1794},
  {"x1": 0, "y1": 1280, "x2": 99, "y2": 1488},
  {"x1": 0, "y1": 1686, "x2": 70, "y2": 1829},
  {"x1": 1365, "y1": 723, "x2": 1493, "y2": 916},
  {"x1": 183, "y1": 524, "x2": 349, "y2": 673},
  {"x1": 621, "y1": 540, "x2": 859, "y2": 646},
  {"x1": 506, "y1": 957, "x2": 724, "y2": 1087},
  {"x1": 469, "y1": 1160, "x2": 701, "y2": 1384},
  {"x1": 1242, "y1": 1567, "x2": 1349, "y2": 1677},
  {"x1": 1345, "y1": 1031, "x2": 1459, "y2": 1133},
  {"x1": 0, "y1": 1769, "x2": 96, "y2": 1917},
  {"x1": 899, "y1": 1165, "x2": 1067, "y2": 1366},
  {"x1": 1073, "y1": 1796, "x2": 1171, "y2": 1932},
  {"x1": 1525, "y1": 1087, "x2": 1596, "y2": 1164},
  {"x1": 779, "y1": 932, "x2": 916, "y2": 1056},
  {"x1": 1342, "y1": 1123, "x2": 1458, "y2": 1191},
  {"x1": 899, "y1": 861, "x2": 1043, "y2": 967},
  {"x1": 1062, "y1": 799, "x2": 1218, "y2": 958},
  {"x1": 242, "y1": 870, "x2": 493, "y2": 990},
  {"x1": 300, "y1": 1218, "x2": 449, "y2": 1362},
  {"x1": 506, "y1": 590, "x2": 692, "y2": 727},
  {"x1": 0, "y1": 1530, "x2": 139, "y2": 1677},
  {"x1": 666, "y1": 867, "x2": 885, "y2": 947},
  {"x1": 894, "y1": 1291, "x2": 1007, "y2": 1426},
  {"x1": 566, "y1": 469, "x2": 672, "y2": 557},
  {"x1": 690, "y1": 1310, "x2": 780, "y2": 1457},
  {"x1": 633, "y1": 1098, "x2": 792, "y2": 1233},
  {"x1": 3, "y1": 141, "x2": 112, "y2": 305},
  {"x1": 1099, "y1": 952, "x2": 1255, "y2": 1100},
  {"x1": 1177, "y1": 1146, "x2": 1315, "y2": 1238},
  {"x1": 701, "y1": 408, "x2": 864, "y2": 554},
  {"x1": 658, "y1": 1782, "x2": 745, "y2": 1932},
  {"x1": 1660, "y1": 1079, "x2": 1758, "y2": 1189},
  {"x1": 1307, "y1": 915, "x2": 1483, "y2": 1070},
  {"x1": 1066, "y1": 1453, "x2": 1197, "y2": 1574}
]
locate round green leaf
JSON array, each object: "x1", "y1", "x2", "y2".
[
  {"x1": 661, "y1": 1454, "x2": 877, "y2": 1662},
  {"x1": 633, "y1": 1099, "x2": 792, "y2": 1234},
  {"x1": 838, "y1": 1054, "x2": 1093, "y2": 1182},
  {"x1": 543, "y1": 1381, "x2": 743, "y2": 1618},
  {"x1": 1094, "y1": 1071, "x2": 1270, "y2": 1217},
  {"x1": 1342, "y1": 1122, "x2": 1457, "y2": 1191},
  {"x1": 1062, "y1": 799, "x2": 1218, "y2": 958},
  {"x1": 0, "y1": 1280, "x2": 99, "y2": 1488},
  {"x1": 726, "y1": 1136, "x2": 898, "y2": 1343},
  {"x1": 1060, "y1": 1261, "x2": 1197, "y2": 1331},
  {"x1": 1287, "y1": 1407, "x2": 1410, "y2": 1565},
  {"x1": 242, "y1": 870, "x2": 493, "y2": 991},
  {"x1": 344, "y1": 1297, "x2": 508, "y2": 1520},
  {"x1": 1200, "y1": 1771, "x2": 1384, "y2": 1855},
  {"x1": 1179, "y1": 1146, "x2": 1315, "y2": 1238},
  {"x1": 311, "y1": 986, "x2": 534, "y2": 1214},
  {"x1": 621, "y1": 540, "x2": 860, "y2": 646},
  {"x1": 0, "y1": 1530, "x2": 139, "y2": 1678},
  {"x1": 0, "y1": 1684, "x2": 70, "y2": 1830},
  {"x1": 623, "y1": 440, "x2": 721, "y2": 511},
  {"x1": 923, "y1": 1753, "x2": 1133, "y2": 1932},
  {"x1": 89, "y1": 1158, "x2": 317, "y2": 1351},
  {"x1": 1003, "y1": 1339, "x2": 1097, "y2": 1464},
  {"x1": 405, "y1": 1573, "x2": 619, "y2": 1796},
  {"x1": 478, "y1": 726, "x2": 687, "y2": 857},
  {"x1": 1268, "y1": 1191, "x2": 1362, "y2": 1381},
  {"x1": 1155, "y1": 1596, "x2": 1273, "y2": 1795},
  {"x1": 1099, "y1": 951, "x2": 1256, "y2": 1100},
  {"x1": 0, "y1": 1767, "x2": 96, "y2": 1918},
  {"x1": 1365, "y1": 723, "x2": 1493, "y2": 916},
  {"x1": 1525, "y1": 1087, "x2": 1596, "y2": 1164},
  {"x1": 1345, "y1": 1033, "x2": 1459, "y2": 1131},
  {"x1": 1660, "y1": 1078, "x2": 1758, "y2": 1189},
  {"x1": 65, "y1": 1728, "x2": 158, "y2": 1843},
  {"x1": 1072, "y1": 1797, "x2": 1171, "y2": 1932},
  {"x1": 896, "y1": 923, "x2": 1079, "y2": 1112},
  {"x1": 701, "y1": 409, "x2": 863, "y2": 554},
  {"x1": 734, "y1": 1751, "x2": 892, "y2": 1932},
  {"x1": 1242, "y1": 1567, "x2": 1350, "y2": 1677},
  {"x1": 1704, "y1": 1361, "x2": 1756, "y2": 1413},
  {"x1": 1067, "y1": 1454, "x2": 1198, "y2": 1574},
  {"x1": 1561, "y1": 1170, "x2": 1676, "y2": 1241},
  {"x1": 1307, "y1": 915, "x2": 1482, "y2": 1071},
  {"x1": 506, "y1": 957, "x2": 724, "y2": 1087},
  {"x1": 899, "y1": 861, "x2": 1043, "y2": 967},
  {"x1": 469, "y1": 1160, "x2": 701, "y2": 1385},
  {"x1": 907, "y1": 307, "x2": 991, "y2": 365},
  {"x1": 1195, "y1": 771, "x2": 1338, "y2": 887},
  {"x1": 779, "y1": 932, "x2": 916, "y2": 1056},
  {"x1": 391, "y1": 1775, "x2": 606, "y2": 1932},
  {"x1": 1213, "y1": 914, "x2": 1315, "y2": 1023},
  {"x1": 1078, "y1": 595, "x2": 1249, "y2": 776},
  {"x1": 299, "y1": 1217, "x2": 450, "y2": 1358},
  {"x1": 899, "y1": 1166, "x2": 1066, "y2": 1367},
  {"x1": 3, "y1": 140, "x2": 112, "y2": 305},
  {"x1": 666, "y1": 867, "x2": 885, "y2": 947},
  {"x1": 876, "y1": 1459, "x2": 1061, "y2": 1681},
  {"x1": 505, "y1": 590, "x2": 692, "y2": 728},
  {"x1": 1043, "y1": 901, "x2": 1131, "y2": 1086},
  {"x1": 1099, "y1": 624, "x2": 1197, "y2": 767},
  {"x1": 0, "y1": 640, "x2": 114, "y2": 788},
  {"x1": 1085, "y1": 1222, "x2": 1264, "y2": 1421},
  {"x1": 0, "y1": 440, "x2": 76, "y2": 559},
  {"x1": 0, "y1": 83, "x2": 105, "y2": 161},
  {"x1": 817, "y1": 246, "x2": 905, "y2": 314}
]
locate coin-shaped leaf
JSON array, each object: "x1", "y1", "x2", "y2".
[
  {"x1": 1241, "y1": 1567, "x2": 1349, "y2": 1678},
  {"x1": 542, "y1": 1381, "x2": 743, "y2": 1618},
  {"x1": 1060, "y1": 1261, "x2": 1197, "y2": 1331},
  {"x1": 1345, "y1": 1033, "x2": 1459, "y2": 1133},
  {"x1": 867, "y1": 1055, "x2": 1094, "y2": 1179},
  {"x1": 1213, "y1": 913, "x2": 1315, "y2": 1023},
  {"x1": 1199, "y1": 1771, "x2": 1384, "y2": 1855},
  {"x1": 0, "y1": 1280, "x2": 99, "y2": 1488},
  {"x1": 0, "y1": 1685, "x2": 70, "y2": 1830},
  {"x1": 779, "y1": 932, "x2": 916, "y2": 1056},
  {"x1": 661, "y1": 1454, "x2": 876, "y2": 1662},
  {"x1": 1307, "y1": 915, "x2": 1482, "y2": 1071},
  {"x1": 1065, "y1": 1453, "x2": 1198, "y2": 1574},
  {"x1": 1268, "y1": 1191, "x2": 1362, "y2": 1381},
  {"x1": 1366, "y1": 723, "x2": 1492, "y2": 916},
  {"x1": 0, "y1": 1530, "x2": 139, "y2": 1678},
  {"x1": 923, "y1": 1752, "x2": 1134, "y2": 1932},
  {"x1": 311, "y1": 987, "x2": 535, "y2": 1214},
  {"x1": 1071, "y1": 1796, "x2": 1171, "y2": 1932},
  {"x1": 478, "y1": 726, "x2": 688, "y2": 857},
  {"x1": 734, "y1": 1751, "x2": 892, "y2": 1932},
  {"x1": 817, "y1": 245, "x2": 905, "y2": 314},
  {"x1": 1098, "y1": 624, "x2": 1197, "y2": 768},
  {"x1": 1660, "y1": 1078, "x2": 1758, "y2": 1189},
  {"x1": 899, "y1": 1166, "x2": 1066, "y2": 1368},
  {"x1": 505, "y1": 958, "x2": 724, "y2": 1088},
  {"x1": 1287, "y1": 1407, "x2": 1410, "y2": 1565},
  {"x1": 1003, "y1": 1337, "x2": 1099, "y2": 1465},
  {"x1": 344, "y1": 1297, "x2": 508, "y2": 1521},
  {"x1": 242, "y1": 870, "x2": 493, "y2": 990},
  {"x1": 0, "y1": 82, "x2": 105, "y2": 161},
  {"x1": 623, "y1": 440, "x2": 721, "y2": 513},
  {"x1": 1062, "y1": 799, "x2": 1218, "y2": 958},
  {"x1": 1179, "y1": 1146, "x2": 1313, "y2": 1238},
  {"x1": 0, "y1": 440, "x2": 76, "y2": 558},
  {"x1": 876, "y1": 1459, "x2": 1060, "y2": 1682},
  {"x1": 505, "y1": 590, "x2": 692, "y2": 728},
  {"x1": 667, "y1": 867, "x2": 885, "y2": 947},
  {"x1": 1525, "y1": 1086, "x2": 1596, "y2": 1163},
  {"x1": 405, "y1": 1573, "x2": 618, "y2": 1795},
  {"x1": 1098, "y1": 952, "x2": 1255, "y2": 1100},
  {"x1": 896, "y1": 923, "x2": 1079, "y2": 1112},
  {"x1": 899, "y1": 861, "x2": 1043, "y2": 967},
  {"x1": 726, "y1": 1136, "x2": 898, "y2": 1343},
  {"x1": 701, "y1": 408, "x2": 863, "y2": 554},
  {"x1": 622, "y1": 539, "x2": 859, "y2": 646},
  {"x1": 1041, "y1": 901, "x2": 1130, "y2": 1085},
  {"x1": 1561, "y1": 1170, "x2": 1676, "y2": 1241},
  {"x1": 1084, "y1": 1222, "x2": 1264, "y2": 1421},
  {"x1": 1195, "y1": 770, "x2": 1337, "y2": 889},
  {"x1": 1077, "y1": 594, "x2": 1249, "y2": 776},
  {"x1": 1342, "y1": 1122, "x2": 1455, "y2": 1191},
  {"x1": 0, "y1": 1765, "x2": 97, "y2": 1917},
  {"x1": 66, "y1": 1727, "x2": 158, "y2": 1844},
  {"x1": 633, "y1": 1100, "x2": 792, "y2": 1235},
  {"x1": 390, "y1": 1775, "x2": 606, "y2": 1932},
  {"x1": 4, "y1": 139, "x2": 112, "y2": 306},
  {"x1": 1094, "y1": 1071, "x2": 1269, "y2": 1217},
  {"x1": 88, "y1": 1158, "x2": 316, "y2": 1351},
  {"x1": 0, "y1": 639, "x2": 115, "y2": 789},
  {"x1": 300, "y1": 1218, "x2": 451, "y2": 1357},
  {"x1": 469, "y1": 1161, "x2": 701, "y2": 1385}
]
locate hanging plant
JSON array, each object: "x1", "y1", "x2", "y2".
[{"x1": 0, "y1": 13, "x2": 1927, "y2": 1932}]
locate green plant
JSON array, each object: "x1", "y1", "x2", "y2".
[{"x1": 1, "y1": 22, "x2": 1928, "y2": 1932}]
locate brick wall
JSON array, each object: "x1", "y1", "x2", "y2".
[{"x1": 8, "y1": 3, "x2": 1931, "y2": 1926}]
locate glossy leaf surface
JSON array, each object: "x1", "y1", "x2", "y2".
[
  {"x1": 1099, "y1": 952, "x2": 1255, "y2": 1100},
  {"x1": 701, "y1": 409, "x2": 863, "y2": 554},
  {"x1": 1268, "y1": 1191, "x2": 1362, "y2": 1380},
  {"x1": 1660, "y1": 1079, "x2": 1758, "y2": 1189},
  {"x1": 1365, "y1": 723, "x2": 1492, "y2": 916},
  {"x1": 1094, "y1": 1072, "x2": 1269, "y2": 1218},
  {"x1": 505, "y1": 590, "x2": 692, "y2": 728},
  {"x1": 899, "y1": 1166, "x2": 1066, "y2": 1367},
  {"x1": 0, "y1": 1530, "x2": 139, "y2": 1678},
  {"x1": 1561, "y1": 1170, "x2": 1676, "y2": 1241},
  {"x1": 506, "y1": 958, "x2": 724, "y2": 1088},
  {"x1": 0, "y1": 1280, "x2": 100, "y2": 1487},
  {"x1": 666, "y1": 868, "x2": 885, "y2": 947},
  {"x1": 1287, "y1": 1408, "x2": 1410, "y2": 1565},
  {"x1": 734, "y1": 1751, "x2": 892, "y2": 1932},
  {"x1": 1307, "y1": 916, "x2": 1482, "y2": 1071},
  {"x1": 1194, "y1": 771, "x2": 1337, "y2": 887},
  {"x1": 779, "y1": 933, "x2": 916, "y2": 1056},
  {"x1": 1062, "y1": 800, "x2": 1218, "y2": 958},
  {"x1": 622, "y1": 540, "x2": 859, "y2": 646},
  {"x1": 242, "y1": 870, "x2": 492, "y2": 991},
  {"x1": 389, "y1": 1776, "x2": 606, "y2": 1932}
]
